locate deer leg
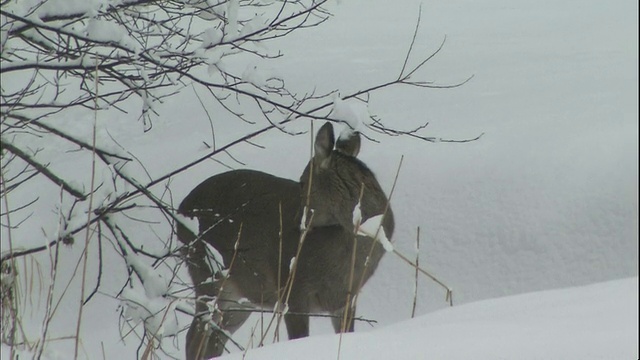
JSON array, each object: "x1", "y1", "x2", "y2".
[
  {"x1": 185, "y1": 240, "x2": 221, "y2": 359},
  {"x1": 186, "y1": 314, "x2": 218, "y2": 360},
  {"x1": 190, "y1": 312, "x2": 251, "y2": 358},
  {"x1": 284, "y1": 290, "x2": 310, "y2": 339},
  {"x1": 331, "y1": 304, "x2": 356, "y2": 333},
  {"x1": 186, "y1": 277, "x2": 251, "y2": 359},
  {"x1": 284, "y1": 313, "x2": 309, "y2": 339},
  {"x1": 186, "y1": 278, "x2": 221, "y2": 360},
  {"x1": 186, "y1": 309, "x2": 252, "y2": 359}
]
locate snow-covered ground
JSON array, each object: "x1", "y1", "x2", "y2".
[
  {"x1": 220, "y1": 277, "x2": 638, "y2": 360},
  {"x1": 1, "y1": 0, "x2": 637, "y2": 359},
  {"x1": 4, "y1": 277, "x2": 637, "y2": 359}
]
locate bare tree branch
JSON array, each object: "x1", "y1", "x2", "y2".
[{"x1": 1, "y1": 139, "x2": 86, "y2": 199}]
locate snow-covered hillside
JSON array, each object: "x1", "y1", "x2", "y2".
[{"x1": 219, "y1": 277, "x2": 638, "y2": 360}]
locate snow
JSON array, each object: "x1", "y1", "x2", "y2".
[
  {"x1": 242, "y1": 64, "x2": 268, "y2": 88},
  {"x1": 202, "y1": 28, "x2": 224, "y2": 48},
  {"x1": 85, "y1": 19, "x2": 124, "y2": 44},
  {"x1": 218, "y1": 277, "x2": 639, "y2": 360},
  {"x1": 358, "y1": 215, "x2": 393, "y2": 252},
  {"x1": 5, "y1": 0, "x2": 104, "y2": 19},
  {"x1": 352, "y1": 201, "x2": 362, "y2": 226},
  {"x1": 120, "y1": 285, "x2": 181, "y2": 340},
  {"x1": 330, "y1": 96, "x2": 368, "y2": 137},
  {"x1": 1, "y1": 0, "x2": 637, "y2": 359},
  {"x1": 239, "y1": 15, "x2": 268, "y2": 39},
  {"x1": 120, "y1": 254, "x2": 181, "y2": 339},
  {"x1": 125, "y1": 253, "x2": 170, "y2": 298},
  {"x1": 300, "y1": 206, "x2": 313, "y2": 230},
  {"x1": 225, "y1": 0, "x2": 240, "y2": 41},
  {"x1": 353, "y1": 202, "x2": 393, "y2": 252},
  {"x1": 218, "y1": 277, "x2": 638, "y2": 360}
]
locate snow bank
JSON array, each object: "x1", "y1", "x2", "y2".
[{"x1": 220, "y1": 277, "x2": 639, "y2": 360}]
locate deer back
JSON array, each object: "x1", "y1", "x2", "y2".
[{"x1": 177, "y1": 169, "x2": 301, "y2": 304}]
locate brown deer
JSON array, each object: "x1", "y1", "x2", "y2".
[{"x1": 177, "y1": 122, "x2": 394, "y2": 359}]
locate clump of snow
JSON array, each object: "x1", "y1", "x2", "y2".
[
  {"x1": 84, "y1": 18, "x2": 140, "y2": 53},
  {"x1": 300, "y1": 206, "x2": 313, "y2": 230},
  {"x1": 224, "y1": 0, "x2": 240, "y2": 41},
  {"x1": 330, "y1": 96, "x2": 369, "y2": 139},
  {"x1": 217, "y1": 268, "x2": 230, "y2": 279},
  {"x1": 194, "y1": 43, "x2": 228, "y2": 75},
  {"x1": 238, "y1": 297, "x2": 251, "y2": 304},
  {"x1": 202, "y1": 27, "x2": 224, "y2": 48},
  {"x1": 352, "y1": 201, "x2": 362, "y2": 226},
  {"x1": 120, "y1": 254, "x2": 180, "y2": 339},
  {"x1": 289, "y1": 256, "x2": 296, "y2": 272},
  {"x1": 120, "y1": 286, "x2": 180, "y2": 340},
  {"x1": 353, "y1": 202, "x2": 393, "y2": 251},
  {"x1": 125, "y1": 254, "x2": 169, "y2": 298},
  {"x1": 141, "y1": 92, "x2": 155, "y2": 115},
  {"x1": 239, "y1": 15, "x2": 267, "y2": 38},
  {"x1": 7, "y1": 0, "x2": 104, "y2": 19},
  {"x1": 242, "y1": 64, "x2": 267, "y2": 87},
  {"x1": 359, "y1": 215, "x2": 393, "y2": 252},
  {"x1": 192, "y1": 48, "x2": 207, "y2": 62},
  {"x1": 85, "y1": 19, "x2": 122, "y2": 43},
  {"x1": 94, "y1": 162, "x2": 120, "y2": 208}
]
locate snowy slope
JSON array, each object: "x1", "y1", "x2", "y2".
[
  {"x1": 4, "y1": 277, "x2": 637, "y2": 359},
  {"x1": 219, "y1": 277, "x2": 639, "y2": 360}
]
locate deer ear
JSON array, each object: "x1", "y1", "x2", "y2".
[
  {"x1": 335, "y1": 131, "x2": 361, "y2": 157},
  {"x1": 314, "y1": 122, "x2": 335, "y2": 162}
]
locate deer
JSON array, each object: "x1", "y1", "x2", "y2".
[{"x1": 177, "y1": 122, "x2": 394, "y2": 359}]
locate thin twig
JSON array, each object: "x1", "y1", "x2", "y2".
[
  {"x1": 393, "y1": 249, "x2": 453, "y2": 306},
  {"x1": 411, "y1": 227, "x2": 420, "y2": 318},
  {"x1": 74, "y1": 58, "x2": 100, "y2": 360}
]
